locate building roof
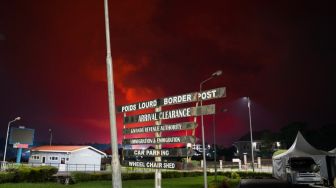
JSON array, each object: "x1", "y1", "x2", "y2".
[{"x1": 31, "y1": 145, "x2": 106, "y2": 155}]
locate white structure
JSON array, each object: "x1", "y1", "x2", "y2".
[
  {"x1": 29, "y1": 145, "x2": 106, "y2": 171},
  {"x1": 192, "y1": 143, "x2": 210, "y2": 152},
  {"x1": 272, "y1": 132, "x2": 329, "y2": 184},
  {"x1": 233, "y1": 140, "x2": 261, "y2": 159}
]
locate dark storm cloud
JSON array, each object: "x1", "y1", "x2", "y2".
[{"x1": 0, "y1": 0, "x2": 335, "y2": 145}]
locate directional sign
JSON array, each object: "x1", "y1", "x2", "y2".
[
  {"x1": 117, "y1": 87, "x2": 225, "y2": 113},
  {"x1": 122, "y1": 136, "x2": 196, "y2": 145},
  {"x1": 123, "y1": 148, "x2": 194, "y2": 157},
  {"x1": 123, "y1": 122, "x2": 197, "y2": 135},
  {"x1": 123, "y1": 104, "x2": 215, "y2": 124},
  {"x1": 123, "y1": 160, "x2": 179, "y2": 169}
]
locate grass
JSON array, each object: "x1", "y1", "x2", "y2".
[{"x1": 0, "y1": 176, "x2": 240, "y2": 188}]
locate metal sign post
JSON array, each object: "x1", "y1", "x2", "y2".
[
  {"x1": 118, "y1": 87, "x2": 226, "y2": 187},
  {"x1": 155, "y1": 107, "x2": 162, "y2": 188}
]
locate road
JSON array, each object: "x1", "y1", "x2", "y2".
[{"x1": 239, "y1": 179, "x2": 314, "y2": 188}]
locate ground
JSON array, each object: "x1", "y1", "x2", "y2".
[{"x1": 0, "y1": 176, "x2": 239, "y2": 188}]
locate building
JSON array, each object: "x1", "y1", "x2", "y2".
[
  {"x1": 233, "y1": 140, "x2": 262, "y2": 159},
  {"x1": 192, "y1": 143, "x2": 211, "y2": 153},
  {"x1": 29, "y1": 145, "x2": 106, "y2": 171},
  {"x1": 233, "y1": 140, "x2": 282, "y2": 159}
]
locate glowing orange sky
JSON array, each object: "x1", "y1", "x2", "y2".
[{"x1": 0, "y1": 0, "x2": 335, "y2": 146}]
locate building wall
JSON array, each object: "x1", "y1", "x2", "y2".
[
  {"x1": 28, "y1": 148, "x2": 103, "y2": 171},
  {"x1": 67, "y1": 149, "x2": 102, "y2": 171},
  {"x1": 28, "y1": 151, "x2": 69, "y2": 168},
  {"x1": 29, "y1": 151, "x2": 69, "y2": 164},
  {"x1": 233, "y1": 141, "x2": 261, "y2": 159}
]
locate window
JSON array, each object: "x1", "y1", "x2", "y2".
[
  {"x1": 49, "y1": 156, "x2": 59, "y2": 161},
  {"x1": 31, "y1": 155, "x2": 40, "y2": 160}
]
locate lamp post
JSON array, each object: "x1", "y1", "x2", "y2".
[
  {"x1": 49, "y1": 129, "x2": 53, "y2": 146},
  {"x1": 213, "y1": 108, "x2": 227, "y2": 182},
  {"x1": 2, "y1": 117, "x2": 21, "y2": 167},
  {"x1": 245, "y1": 97, "x2": 255, "y2": 172},
  {"x1": 104, "y1": 0, "x2": 122, "y2": 187},
  {"x1": 200, "y1": 70, "x2": 222, "y2": 188},
  {"x1": 212, "y1": 113, "x2": 217, "y2": 182}
]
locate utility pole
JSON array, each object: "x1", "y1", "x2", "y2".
[
  {"x1": 104, "y1": 0, "x2": 122, "y2": 187},
  {"x1": 247, "y1": 97, "x2": 255, "y2": 172}
]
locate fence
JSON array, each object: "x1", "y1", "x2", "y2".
[
  {"x1": 1, "y1": 160, "x2": 272, "y2": 173},
  {"x1": 1, "y1": 162, "x2": 101, "y2": 172}
]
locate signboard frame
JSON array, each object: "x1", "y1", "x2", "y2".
[
  {"x1": 123, "y1": 136, "x2": 196, "y2": 145},
  {"x1": 123, "y1": 104, "x2": 215, "y2": 124},
  {"x1": 123, "y1": 148, "x2": 194, "y2": 157},
  {"x1": 9, "y1": 127, "x2": 35, "y2": 145},
  {"x1": 123, "y1": 122, "x2": 197, "y2": 135},
  {"x1": 117, "y1": 87, "x2": 226, "y2": 113}
]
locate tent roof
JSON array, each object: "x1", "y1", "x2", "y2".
[
  {"x1": 329, "y1": 148, "x2": 336, "y2": 154},
  {"x1": 273, "y1": 131, "x2": 328, "y2": 159}
]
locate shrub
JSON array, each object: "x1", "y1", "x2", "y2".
[
  {"x1": 122, "y1": 173, "x2": 144, "y2": 180},
  {"x1": 230, "y1": 172, "x2": 240, "y2": 179},
  {"x1": 0, "y1": 172, "x2": 15, "y2": 183},
  {"x1": 70, "y1": 170, "x2": 271, "y2": 184},
  {"x1": 72, "y1": 172, "x2": 156, "y2": 182},
  {"x1": 4, "y1": 166, "x2": 58, "y2": 183},
  {"x1": 162, "y1": 171, "x2": 183, "y2": 178}
]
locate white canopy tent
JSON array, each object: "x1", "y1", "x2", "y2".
[
  {"x1": 329, "y1": 148, "x2": 336, "y2": 155},
  {"x1": 327, "y1": 148, "x2": 336, "y2": 183},
  {"x1": 272, "y1": 132, "x2": 329, "y2": 181}
]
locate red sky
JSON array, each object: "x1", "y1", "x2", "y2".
[{"x1": 0, "y1": 0, "x2": 335, "y2": 146}]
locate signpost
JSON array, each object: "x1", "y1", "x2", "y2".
[
  {"x1": 123, "y1": 148, "x2": 194, "y2": 157},
  {"x1": 123, "y1": 104, "x2": 215, "y2": 124},
  {"x1": 123, "y1": 136, "x2": 196, "y2": 145},
  {"x1": 9, "y1": 127, "x2": 34, "y2": 163},
  {"x1": 123, "y1": 161, "x2": 177, "y2": 169},
  {"x1": 118, "y1": 87, "x2": 225, "y2": 113},
  {"x1": 154, "y1": 107, "x2": 162, "y2": 188},
  {"x1": 118, "y1": 87, "x2": 226, "y2": 188},
  {"x1": 123, "y1": 122, "x2": 197, "y2": 134}
]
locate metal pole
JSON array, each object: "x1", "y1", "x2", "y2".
[
  {"x1": 3, "y1": 121, "x2": 13, "y2": 164},
  {"x1": 3, "y1": 118, "x2": 20, "y2": 165},
  {"x1": 49, "y1": 129, "x2": 53, "y2": 146},
  {"x1": 212, "y1": 113, "x2": 217, "y2": 182},
  {"x1": 104, "y1": 0, "x2": 122, "y2": 187},
  {"x1": 200, "y1": 82, "x2": 208, "y2": 188},
  {"x1": 199, "y1": 70, "x2": 222, "y2": 188},
  {"x1": 155, "y1": 107, "x2": 162, "y2": 188},
  {"x1": 247, "y1": 97, "x2": 255, "y2": 172}
]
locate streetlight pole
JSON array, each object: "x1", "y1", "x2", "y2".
[
  {"x1": 104, "y1": 0, "x2": 122, "y2": 187},
  {"x1": 213, "y1": 108, "x2": 227, "y2": 182},
  {"x1": 200, "y1": 70, "x2": 222, "y2": 188},
  {"x1": 2, "y1": 117, "x2": 21, "y2": 167},
  {"x1": 49, "y1": 129, "x2": 53, "y2": 146},
  {"x1": 246, "y1": 97, "x2": 255, "y2": 172},
  {"x1": 212, "y1": 113, "x2": 217, "y2": 182}
]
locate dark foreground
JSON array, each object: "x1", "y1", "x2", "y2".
[{"x1": 239, "y1": 179, "x2": 314, "y2": 188}]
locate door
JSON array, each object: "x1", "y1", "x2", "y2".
[
  {"x1": 59, "y1": 158, "x2": 66, "y2": 171},
  {"x1": 42, "y1": 156, "x2": 46, "y2": 164}
]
